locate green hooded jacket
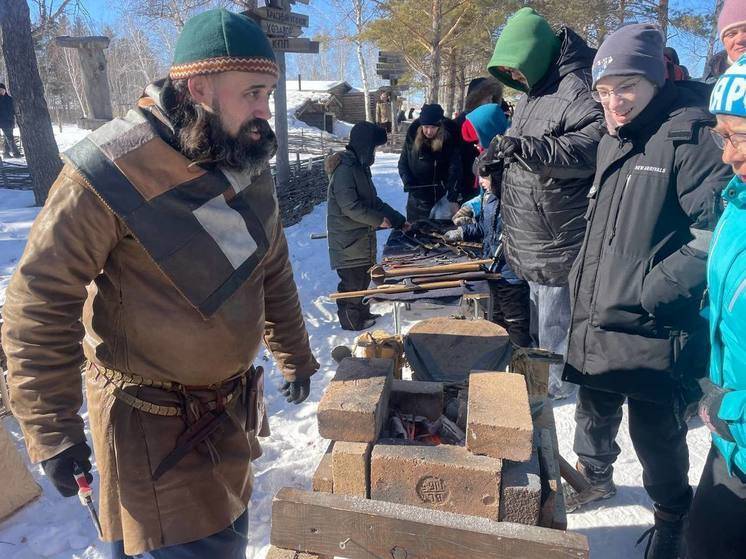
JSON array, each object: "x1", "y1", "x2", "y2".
[{"x1": 487, "y1": 7, "x2": 560, "y2": 92}]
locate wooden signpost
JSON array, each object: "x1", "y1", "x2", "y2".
[
  {"x1": 55, "y1": 35, "x2": 114, "y2": 129},
  {"x1": 376, "y1": 51, "x2": 407, "y2": 135},
  {"x1": 244, "y1": 0, "x2": 319, "y2": 188}
]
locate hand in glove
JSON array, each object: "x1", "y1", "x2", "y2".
[
  {"x1": 42, "y1": 441, "x2": 94, "y2": 497},
  {"x1": 444, "y1": 227, "x2": 464, "y2": 242},
  {"x1": 698, "y1": 378, "x2": 735, "y2": 442},
  {"x1": 452, "y1": 205, "x2": 475, "y2": 226},
  {"x1": 280, "y1": 379, "x2": 311, "y2": 404},
  {"x1": 486, "y1": 135, "x2": 521, "y2": 164}
]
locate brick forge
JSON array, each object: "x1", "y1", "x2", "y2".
[{"x1": 313, "y1": 358, "x2": 545, "y2": 527}]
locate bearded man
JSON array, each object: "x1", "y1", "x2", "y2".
[{"x1": 1, "y1": 9, "x2": 318, "y2": 558}]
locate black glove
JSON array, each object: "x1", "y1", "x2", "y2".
[
  {"x1": 698, "y1": 378, "x2": 735, "y2": 442},
  {"x1": 486, "y1": 134, "x2": 521, "y2": 164},
  {"x1": 280, "y1": 378, "x2": 311, "y2": 404},
  {"x1": 42, "y1": 442, "x2": 93, "y2": 497}
]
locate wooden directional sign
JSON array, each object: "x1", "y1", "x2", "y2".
[
  {"x1": 252, "y1": 7, "x2": 309, "y2": 27},
  {"x1": 377, "y1": 63, "x2": 406, "y2": 72},
  {"x1": 271, "y1": 37, "x2": 320, "y2": 53},
  {"x1": 267, "y1": 0, "x2": 291, "y2": 9},
  {"x1": 260, "y1": 19, "x2": 303, "y2": 37}
]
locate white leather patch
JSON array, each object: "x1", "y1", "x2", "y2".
[{"x1": 193, "y1": 195, "x2": 257, "y2": 269}]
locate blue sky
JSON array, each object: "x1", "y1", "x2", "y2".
[{"x1": 41, "y1": 0, "x2": 720, "y2": 81}]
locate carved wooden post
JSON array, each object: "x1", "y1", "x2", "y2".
[{"x1": 55, "y1": 36, "x2": 113, "y2": 129}]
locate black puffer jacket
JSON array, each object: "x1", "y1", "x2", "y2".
[
  {"x1": 500, "y1": 27, "x2": 605, "y2": 286},
  {"x1": 398, "y1": 118, "x2": 462, "y2": 204},
  {"x1": 563, "y1": 81, "x2": 733, "y2": 401}
]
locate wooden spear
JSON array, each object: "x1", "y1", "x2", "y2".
[
  {"x1": 369, "y1": 259, "x2": 492, "y2": 282},
  {"x1": 330, "y1": 280, "x2": 464, "y2": 300}
]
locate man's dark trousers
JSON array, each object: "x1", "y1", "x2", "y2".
[
  {"x1": 1, "y1": 125, "x2": 18, "y2": 155},
  {"x1": 574, "y1": 385, "x2": 692, "y2": 512},
  {"x1": 336, "y1": 265, "x2": 371, "y2": 329},
  {"x1": 110, "y1": 509, "x2": 248, "y2": 558}
]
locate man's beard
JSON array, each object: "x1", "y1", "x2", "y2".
[{"x1": 172, "y1": 96, "x2": 277, "y2": 174}]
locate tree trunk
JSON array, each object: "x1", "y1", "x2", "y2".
[
  {"x1": 0, "y1": 0, "x2": 62, "y2": 206},
  {"x1": 445, "y1": 48, "x2": 456, "y2": 117},
  {"x1": 353, "y1": 0, "x2": 372, "y2": 122},
  {"x1": 455, "y1": 63, "x2": 466, "y2": 113},
  {"x1": 429, "y1": 0, "x2": 442, "y2": 103},
  {"x1": 708, "y1": 0, "x2": 725, "y2": 61},
  {"x1": 658, "y1": 0, "x2": 669, "y2": 41}
]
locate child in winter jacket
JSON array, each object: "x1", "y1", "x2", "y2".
[{"x1": 445, "y1": 159, "x2": 530, "y2": 347}]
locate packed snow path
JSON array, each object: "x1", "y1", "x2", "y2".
[{"x1": 0, "y1": 153, "x2": 711, "y2": 559}]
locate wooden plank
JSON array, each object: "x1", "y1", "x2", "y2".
[
  {"x1": 0, "y1": 423, "x2": 42, "y2": 520},
  {"x1": 534, "y1": 399, "x2": 568, "y2": 530},
  {"x1": 271, "y1": 488, "x2": 589, "y2": 559},
  {"x1": 251, "y1": 7, "x2": 309, "y2": 27},
  {"x1": 260, "y1": 19, "x2": 303, "y2": 37},
  {"x1": 377, "y1": 63, "x2": 407, "y2": 72},
  {"x1": 271, "y1": 37, "x2": 320, "y2": 53}
]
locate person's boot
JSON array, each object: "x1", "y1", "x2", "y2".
[
  {"x1": 338, "y1": 308, "x2": 377, "y2": 331},
  {"x1": 564, "y1": 461, "x2": 617, "y2": 512},
  {"x1": 635, "y1": 505, "x2": 686, "y2": 559}
]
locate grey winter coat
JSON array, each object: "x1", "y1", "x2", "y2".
[{"x1": 500, "y1": 28, "x2": 605, "y2": 286}]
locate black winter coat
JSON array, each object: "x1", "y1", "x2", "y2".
[
  {"x1": 327, "y1": 129, "x2": 405, "y2": 270},
  {"x1": 0, "y1": 94, "x2": 14, "y2": 127},
  {"x1": 398, "y1": 118, "x2": 462, "y2": 204},
  {"x1": 501, "y1": 28, "x2": 605, "y2": 286},
  {"x1": 563, "y1": 81, "x2": 733, "y2": 401}
]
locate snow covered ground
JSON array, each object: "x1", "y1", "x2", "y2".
[{"x1": 0, "y1": 151, "x2": 711, "y2": 559}]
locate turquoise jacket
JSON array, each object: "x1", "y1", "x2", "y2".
[{"x1": 708, "y1": 175, "x2": 746, "y2": 476}]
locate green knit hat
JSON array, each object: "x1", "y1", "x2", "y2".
[
  {"x1": 487, "y1": 8, "x2": 560, "y2": 92},
  {"x1": 170, "y1": 8, "x2": 278, "y2": 80}
]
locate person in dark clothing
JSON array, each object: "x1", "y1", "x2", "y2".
[
  {"x1": 327, "y1": 122, "x2": 406, "y2": 330},
  {"x1": 664, "y1": 47, "x2": 689, "y2": 81},
  {"x1": 703, "y1": 50, "x2": 731, "y2": 83},
  {"x1": 562, "y1": 24, "x2": 732, "y2": 559},
  {"x1": 486, "y1": 7, "x2": 605, "y2": 398},
  {"x1": 0, "y1": 84, "x2": 20, "y2": 158},
  {"x1": 407, "y1": 107, "x2": 415, "y2": 120},
  {"x1": 452, "y1": 77, "x2": 504, "y2": 203},
  {"x1": 398, "y1": 103, "x2": 461, "y2": 222},
  {"x1": 445, "y1": 153, "x2": 530, "y2": 347}
]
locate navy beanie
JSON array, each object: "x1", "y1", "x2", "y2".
[
  {"x1": 592, "y1": 24, "x2": 665, "y2": 88},
  {"x1": 419, "y1": 103, "x2": 445, "y2": 126}
]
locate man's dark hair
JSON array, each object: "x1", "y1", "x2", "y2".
[{"x1": 161, "y1": 77, "x2": 277, "y2": 173}]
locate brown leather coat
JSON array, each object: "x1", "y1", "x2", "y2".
[{"x1": 1, "y1": 98, "x2": 318, "y2": 554}]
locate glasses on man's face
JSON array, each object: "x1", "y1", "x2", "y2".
[
  {"x1": 711, "y1": 129, "x2": 746, "y2": 151},
  {"x1": 591, "y1": 79, "x2": 641, "y2": 104}
]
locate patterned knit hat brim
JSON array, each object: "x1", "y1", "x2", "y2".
[{"x1": 170, "y1": 56, "x2": 279, "y2": 80}]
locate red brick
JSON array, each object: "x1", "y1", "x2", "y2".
[
  {"x1": 466, "y1": 371, "x2": 533, "y2": 461},
  {"x1": 389, "y1": 379, "x2": 444, "y2": 420},
  {"x1": 317, "y1": 358, "x2": 393, "y2": 442},
  {"x1": 332, "y1": 441, "x2": 372, "y2": 498},
  {"x1": 499, "y1": 436, "x2": 541, "y2": 525},
  {"x1": 370, "y1": 443, "x2": 502, "y2": 519},
  {"x1": 311, "y1": 441, "x2": 334, "y2": 493}
]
